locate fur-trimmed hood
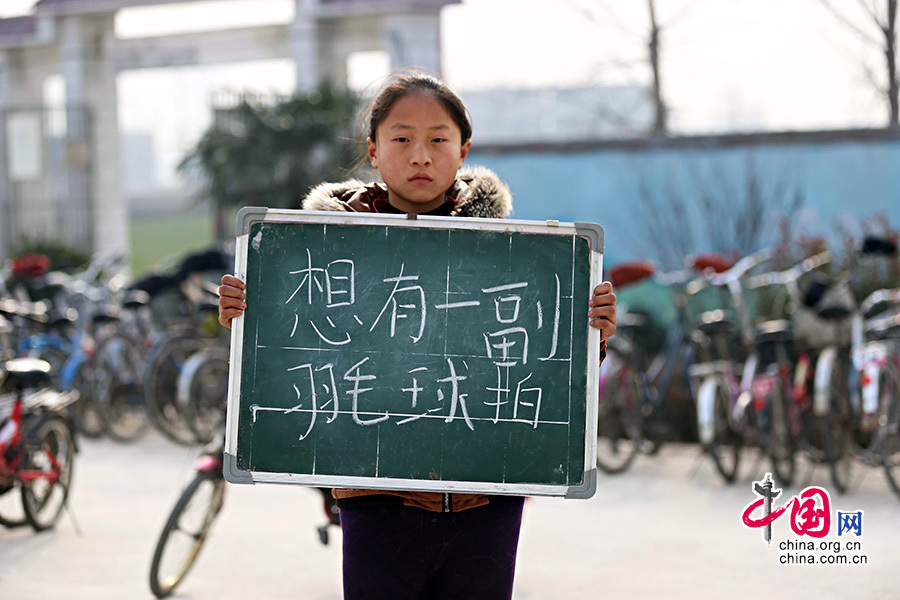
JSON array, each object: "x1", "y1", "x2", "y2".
[{"x1": 301, "y1": 166, "x2": 512, "y2": 219}]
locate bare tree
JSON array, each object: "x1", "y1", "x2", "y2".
[
  {"x1": 562, "y1": 0, "x2": 692, "y2": 136},
  {"x1": 647, "y1": 0, "x2": 667, "y2": 135},
  {"x1": 627, "y1": 153, "x2": 805, "y2": 269},
  {"x1": 819, "y1": 0, "x2": 899, "y2": 128}
]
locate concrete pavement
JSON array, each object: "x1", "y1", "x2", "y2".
[{"x1": 1, "y1": 433, "x2": 898, "y2": 599}]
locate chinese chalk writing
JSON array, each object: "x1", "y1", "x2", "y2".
[{"x1": 251, "y1": 248, "x2": 575, "y2": 441}]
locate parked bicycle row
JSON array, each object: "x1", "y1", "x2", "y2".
[
  {"x1": 1, "y1": 247, "x2": 232, "y2": 449},
  {"x1": 598, "y1": 233, "x2": 900, "y2": 502}
]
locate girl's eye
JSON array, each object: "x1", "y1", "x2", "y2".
[
  {"x1": 393, "y1": 137, "x2": 409, "y2": 143},
  {"x1": 432, "y1": 138, "x2": 446, "y2": 143}
]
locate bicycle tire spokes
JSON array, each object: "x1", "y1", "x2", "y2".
[
  {"x1": 149, "y1": 473, "x2": 225, "y2": 598},
  {"x1": 21, "y1": 416, "x2": 75, "y2": 531},
  {"x1": 880, "y1": 362, "x2": 900, "y2": 500},
  {"x1": 145, "y1": 335, "x2": 209, "y2": 446},
  {"x1": 708, "y1": 377, "x2": 742, "y2": 483},
  {"x1": 596, "y1": 352, "x2": 643, "y2": 475},
  {"x1": 0, "y1": 484, "x2": 28, "y2": 528}
]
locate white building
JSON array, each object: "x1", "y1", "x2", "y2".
[
  {"x1": 463, "y1": 85, "x2": 652, "y2": 146},
  {"x1": 0, "y1": 0, "x2": 457, "y2": 261}
]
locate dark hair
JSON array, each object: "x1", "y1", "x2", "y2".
[{"x1": 364, "y1": 72, "x2": 472, "y2": 144}]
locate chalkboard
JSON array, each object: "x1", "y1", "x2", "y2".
[{"x1": 224, "y1": 207, "x2": 604, "y2": 498}]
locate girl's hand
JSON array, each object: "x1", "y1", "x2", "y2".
[
  {"x1": 218, "y1": 274, "x2": 246, "y2": 329},
  {"x1": 589, "y1": 281, "x2": 616, "y2": 340}
]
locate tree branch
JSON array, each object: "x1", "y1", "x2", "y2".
[
  {"x1": 858, "y1": 0, "x2": 885, "y2": 26},
  {"x1": 820, "y1": 0, "x2": 882, "y2": 45}
]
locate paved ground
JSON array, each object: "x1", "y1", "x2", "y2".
[{"x1": 1, "y1": 432, "x2": 898, "y2": 600}]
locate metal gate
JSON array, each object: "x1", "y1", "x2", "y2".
[{"x1": 0, "y1": 104, "x2": 93, "y2": 261}]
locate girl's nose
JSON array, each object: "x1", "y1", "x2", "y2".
[{"x1": 410, "y1": 143, "x2": 431, "y2": 166}]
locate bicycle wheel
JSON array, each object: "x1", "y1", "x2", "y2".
[
  {"x1": 179, "y1": 348, "x2": 229, "y2": 445},
  {"x1": 21, "y1": 415, "x2": 75, "y2": 531},
  {"x1": 94, "y1": 333, "x2": 150, "y2": 442},
  {"x1": 145, "y1": 334, "x2": 207, "y2": 446},
  {"x1": 708, "y1": 380, "x2": 741, "y2": 484},
  {"x1": 766, "y1": 372, "x2": 796, "y2": 486},
  {"x1": 819, "y1": 358, "x2": 854, "y2": 494},
  {"x1": 879, "y1": 362, "x2": 900, "y2": 500},
  {"x1": 820, "y1": 357, "x2": 853, "y2": 494},
  {"x1": 595, "y1": 352, "x2": 643, "y2": 474},
  {"x1": 149, "y1": 472, "x2": 225, "y2": 598},
  {"x1": 0, "y1": 484, "x2": 28, "y2": 528},
  {"x1": 68, "y1": 358, "x2": 104, "y2": 439}
]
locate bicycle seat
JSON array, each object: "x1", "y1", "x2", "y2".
[
  {"x1": 861, "y1": 236, "x2": 898, "y2": 256},
  {"x1": 47, "y1": 307, "x2": 78, "y2": 330},
  {"x1": 816, "y1": 305, "x2": 852, "y2": 321},
  {"x1": 122, "y1": 289, "x2": 150, "y2": 310},
  {"x1": 754, "y1": 319, "x2": 793, "y2": 345},
  {"x1": 609, "y1": 261, "x2": 655, "y2": 289},
  {"x1": 688, "y1": 253, "x2": 732, "y2": 274},
  {"x1": 802, "y1": 277, "x2": 830, "y2": 308},
  {"x1": 197, "y1": 298, "x2": 219, "y2": 314},
  {"x1": 91, "y1": 308, "x2": 121, "y2": 326},
  {"x1": 2, "y1": 358, "x2": 52, "y2": 391},
  {"x1": 696, "y1": 310, "x2": 737, "y2": 335}
]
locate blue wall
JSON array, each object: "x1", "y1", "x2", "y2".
[{"x1": 469, "y1": 134, "x2": 900, "y2": 268}]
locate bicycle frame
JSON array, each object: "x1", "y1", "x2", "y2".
[
  {"x1": 695, "y1": 358, "x2": 759, "y2": 444},
  {"x1": 0, "y1": 395, "x2": 63, "y2": 488},
  {"x1": 645, "y1": 309, "x2": 697, "y2": 407},
  {"x1": 811, "y1": 346, "x2": 842, "y2": 414},
  {"x1": 0, "y1": 394, "x2": 26, "y2": 476}
]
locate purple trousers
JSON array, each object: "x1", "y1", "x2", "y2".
[{"x1": 340, "y1": 497, "x2": 525, "y2": 600}]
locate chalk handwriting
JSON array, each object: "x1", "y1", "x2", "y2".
[
  {"x1": 285, "y1": 250, "x2": 358, "y2": 346},
  {"x1": 252, "y1": 257, "x2": 575, "y2": 438},
  {"x1": 370, "y1": 264, "x2": 427, "y2": 343}
]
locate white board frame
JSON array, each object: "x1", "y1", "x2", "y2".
[{"x1": 224, "y1": 207, "x2": 604, "y2": 498}]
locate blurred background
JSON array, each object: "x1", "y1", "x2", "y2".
[
  {"x1": 0, "y1": 0, "x2": 897, "y2": 275},
  {"x1": 2, "y1": 5, "x2": 900, "y2": 596},
  {"x1": 2, "y1": 0, "x2": 899, "y2": 420}
]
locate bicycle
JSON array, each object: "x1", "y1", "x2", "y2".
[
  {"x1": 798, "y1": 236, "x2": 899, "y2": 493},
  {"x1": 844, "y1": 274, "x2": 900, "y2": 495},
  {"x1": 176, "y1": 344, "x2": 230, "y2": 445},
  {"x1": 690, "y1": 247, "x2": 777, "y2": 484},
  {"x1": 141, "y1": 272, "x2": 228, "y2": 446},
  {"x1": 871, "y1": 306, "x2": 900, "y2": 499},
  {"x1": 6, "y1": 256, "x2": 135, "y2": 441},
  {"x1": 596, "y1": 253, "x2": 732, "y2": 474},
  {"x1": 741, "y1": 250, "x2": 834, "y2": 486},
  {"x1": 0, "y1": 357, "x2": 77, "y2": 531},
  {"x1": 148, "y1": 442, "x2": 340, "y2": 598}
]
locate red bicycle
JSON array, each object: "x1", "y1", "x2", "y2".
[{"x1": 0, "y1": 357, "x2": 78, "y2": 531}]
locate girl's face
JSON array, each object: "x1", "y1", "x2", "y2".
[{"x1": 367, "y1": 92, "x2": 471, "y2": 214}]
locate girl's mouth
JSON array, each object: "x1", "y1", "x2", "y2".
[{"x1": 409, "y1": 173, "x2": 432, "y2": 184}]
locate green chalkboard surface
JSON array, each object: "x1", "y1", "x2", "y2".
[{"x1": 224, "y1": 208, "x2": 603, "y2": 498}]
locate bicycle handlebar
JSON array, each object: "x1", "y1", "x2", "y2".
[
  {"x1": 708, "y1": 247, "x2": 776, "y2": 286},
  {"x1": 684, "y1": 247, "x2": 775, "y2": 296},
  {"x1": 858, "y1": 287, "x2": 900, "y2": 317},
  {"x1": 655, "y1": 267, "x2": 702, "y2": 287},
  {"x1": 0, "y1": 298, "x2": 50, "y2": 323},
  {"x1": 744, "y1": 250, "x2": 833, "y2": 290}
]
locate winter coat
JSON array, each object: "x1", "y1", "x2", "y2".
[
  {"x1": 301, "y1": 165, "x2": 513, "y2": 513},
  {"x1": 303, "y1": 165, "x2": 512, "y2": 219}
]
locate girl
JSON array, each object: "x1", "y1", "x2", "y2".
[{"x1": 218, "y1": 72, "x2": 617, "y2": 600}]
